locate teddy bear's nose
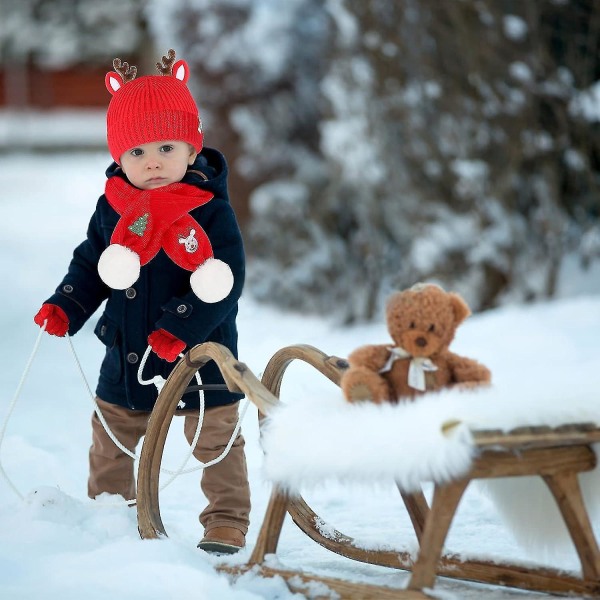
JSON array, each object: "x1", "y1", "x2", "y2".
[{"x1": 415, "y1": 337, "x2": 427, "y2": 347}]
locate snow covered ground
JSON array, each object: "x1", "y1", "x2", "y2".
[{"x1": 1, "y1": 151, "x2": 599, "y2": 599}]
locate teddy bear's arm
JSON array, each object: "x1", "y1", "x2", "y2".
[
  {"x1": 340, "y1": 345, "x2": 394, "y2": 403},
  {"x1": 445, "y1": 352, "x2": 492, "y2": 386},
  {"x1": 347, "y1": 344, "x2": 391, "y2": 371}
]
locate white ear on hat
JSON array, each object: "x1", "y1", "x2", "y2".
[
  {"x1": 190, "y1": 258, "x2": 234, "y2": 303},
  {"x1": 98, "y1": 244, "x2": 141, "y2": 289}
]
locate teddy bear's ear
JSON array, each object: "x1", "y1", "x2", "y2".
[{"x1": 449, "y1": 292, "x2": 471, "y2": 325}]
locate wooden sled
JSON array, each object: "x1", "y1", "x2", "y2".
[{"x1": 137, "y1": 342, "x2": 600, "y2": 599}]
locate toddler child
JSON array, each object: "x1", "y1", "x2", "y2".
[{"x1": 33, "y1": 49, "x2": 250, "y2": 554}]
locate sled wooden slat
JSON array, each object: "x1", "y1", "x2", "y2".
[
  {"x1": 219, "y1": 564, "x2": 432, "y2": 599},
  {"x1": 472, "y1": 425, "x2": 600, "y2": 450},
  {"x1": 136, "y1": 341, "x2": 600, "y2": 598},
  {"x1": 399, "y1": 488, "x2": 429, "y2": 542},
  {"x1": 259, "y1": 484, "x2": 599, "y2": 596},
  {"x1": 542, "y1": 471, "x2": 600, "y2": 580}
]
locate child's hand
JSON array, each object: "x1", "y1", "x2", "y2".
[
  {"x1": 34, "y1": 304, "x2": 69, "y2": 337},
  {"x1": 148, "y1": 329, "x2": 186, "y2": 362}
]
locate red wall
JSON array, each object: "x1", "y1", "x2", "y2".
[{"x1": 1, "y1": 66, "x2": 109, "y2": 108}]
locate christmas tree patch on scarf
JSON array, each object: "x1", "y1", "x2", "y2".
[{"x1": 98, "y1": 176, "x2": 233, "y2": 303}]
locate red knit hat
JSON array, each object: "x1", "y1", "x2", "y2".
[{"x1": 105, "y1": 49, "x2": 203, "y2": 163}]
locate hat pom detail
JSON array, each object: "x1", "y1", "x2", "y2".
[
  {"x1": 190, "y1": 258, "x2": 234, "y2": 303},
  {"x1": 98, "y1": 244, "x2": 141, "y2": 289}
]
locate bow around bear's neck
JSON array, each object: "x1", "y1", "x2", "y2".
[{"x1": 379, "y1": 346, "x2": 438, "y2": 392}]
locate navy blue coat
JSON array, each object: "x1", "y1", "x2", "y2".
[{"x1": 44, "y1": 147, "x2": 245, "y2": 411}]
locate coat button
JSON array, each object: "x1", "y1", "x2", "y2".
[
  {"x1": 176, "y1": 304, "x2": 187, "y2": 314},
  {"x1": 63, "y1": 284, "x2": 73, "y2": 293},
  {"x1": 127, "y1": 352, "x2": 139, "y2": 364},
  {"x1": 125, "y1": 287, "x2": 136, "y2": 299},
  {"x1": 100, "y1": 325, "x2": 107, "y2": 337}
]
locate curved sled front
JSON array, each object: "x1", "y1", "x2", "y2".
[{"x1": 136, "y1": 342, "x2": 279, "y2": 540}]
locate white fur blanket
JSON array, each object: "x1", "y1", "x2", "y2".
[
  {"x1": 261, "y1": 377, "x2": 600, "y2": 490},
  {"x1": 260, "y1": 376, "x2": 600, "y2": 554}
]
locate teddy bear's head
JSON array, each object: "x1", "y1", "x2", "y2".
[{"x1": 385, "y1": 283, "x2": 471, "y2": 358}]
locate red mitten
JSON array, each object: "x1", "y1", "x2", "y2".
[
  {"x1": 148, "y1": 329, "x2": 186, "y2": 362},
  {"x1": 34, "y1": 304, "x2": 69, "y2": 337}
]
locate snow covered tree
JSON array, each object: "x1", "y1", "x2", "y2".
[
  {"x1": 146, "y1": 0, "x2": 332, "y2": 226},
  {"x1": 136, "y1": 0, "x2": 600, "y2": 320},
  {"x1": 0, "y1": 0, "x2": 148, "y2": 66}
]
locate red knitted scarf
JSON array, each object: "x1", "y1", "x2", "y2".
[{"x1": 104, "y1": 176, "x2": 215, "y2": 271}]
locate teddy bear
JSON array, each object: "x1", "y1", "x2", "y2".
[{"x1": 340, "y1": 283, "x2": 491, "y2": 403}]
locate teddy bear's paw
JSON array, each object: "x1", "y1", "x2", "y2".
[
  {"x1": 346, "y1": 383, "x2": 391, "y2": 404},
  {"x1": 346, "y1": 383, "x2": 376, "y2": 403}
]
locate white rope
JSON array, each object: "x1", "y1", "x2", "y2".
[
  {"x1": 68, "y1": 340, "x2": 210, "y2": 507},
  {"x1": 67, "y1": 341, "x2": 206, "y2": 506},
  {"x1": 0, "y1": 324, "x2": 48, "y2": 500},
  {"x1": 69, "y1": 340, "x2": 204, "y2": 471},
  {"x1": 135, "y1": 344, "x2": 207, "y2": 491},
  {"x1": 134, "y1": 343, "x2": 251, "y2": 479},
  {"x1": 0, "y1": 322, "x2": 250, "y2": 506},
  {"x1": 137, "y1": 345, "x2": 169, "y2": 392},
  {"x1": 160, "y1": 395, "x2": 251, "y2": 478},
  {"x1": 69, "y1": 336, "x2": 249, "y2": 486}
]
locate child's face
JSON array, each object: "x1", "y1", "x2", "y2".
[{"x1": 120, "y1": 141, "x2": 197, "y2": 190}]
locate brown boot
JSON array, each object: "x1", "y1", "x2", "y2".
[{"x1": 197, "y1": 526, "x2": 246, "y2": 555}]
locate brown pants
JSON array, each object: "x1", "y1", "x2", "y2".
[{"x1": 88, "y1": 397, "x2": 250, "y2": 535}]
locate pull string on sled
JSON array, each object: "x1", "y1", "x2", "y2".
[
  {"x1": 72, "y1": 341, "x2": 204, "y2": 507},
  {"x1": 134, "y1": 345, "x2": 250, "y2": 484},
  {"x1": 0, "y1": 322, "x2": 47, "y2": 500},
  {"x1": 0, "y1": 321, "x2": 250, "y2": 504}
]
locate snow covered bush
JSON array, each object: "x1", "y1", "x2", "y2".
[
  {"x1": 0, "y1": 0, "x2": 145, "y2": 66},
  {"x1": 140, "y1": 0, "x2": 600, "y2": 320}
]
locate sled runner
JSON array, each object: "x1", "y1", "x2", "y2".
[{"x1": 136, "y1": 342, "x2": 600, "y2": 598}]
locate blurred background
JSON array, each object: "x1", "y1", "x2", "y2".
[{"x1": 1, "y1": 0, "x2": 599, "y2": 323}]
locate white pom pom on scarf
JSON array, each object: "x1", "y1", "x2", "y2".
[
  {"x1": 98, "y1": 244, "x2": 141, "y2": 290},
  {"x1": 190, "y1": 258, "x2": 234, "y2": 303}
]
